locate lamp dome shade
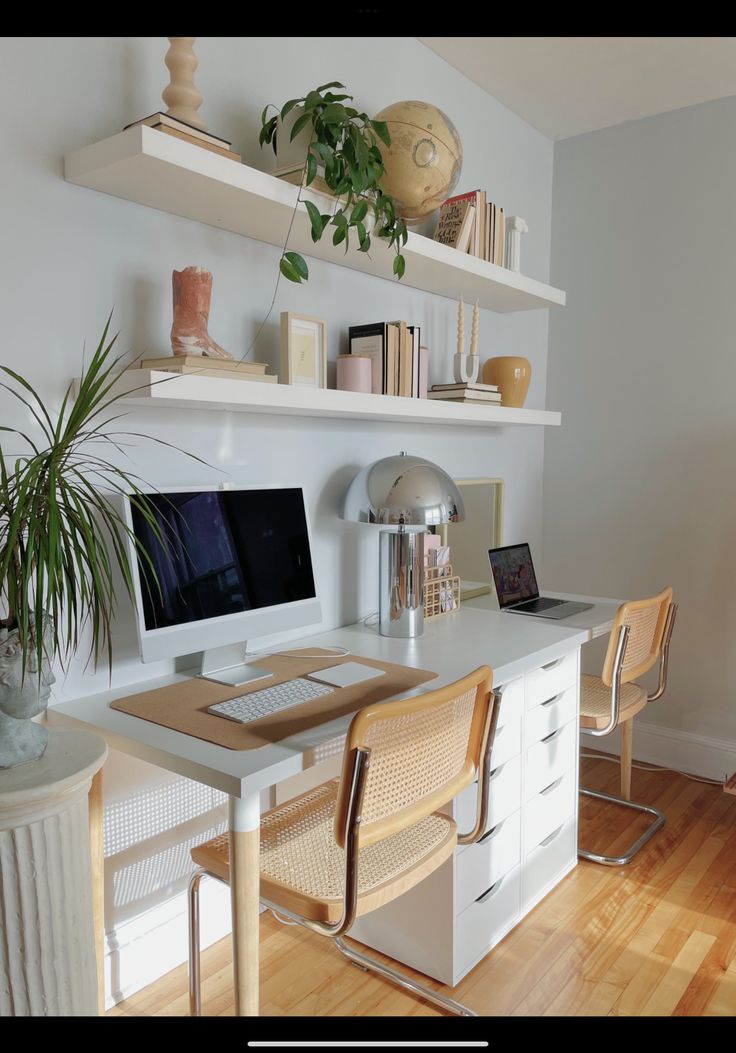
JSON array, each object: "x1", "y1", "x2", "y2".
[{"x1": 341, "y1": 453, "x2": 465, "y2": 528}]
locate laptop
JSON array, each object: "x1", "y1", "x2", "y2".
[{"x1": 488, "y1": 543, "x2": 593, "y2": 620}]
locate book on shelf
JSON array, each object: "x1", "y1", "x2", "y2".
[
  {"x1": 154, "y1": 125, "x2": 242, "y2": 161},
  {"x1": 347, "y1": 319, "x2": 422, "y2": 398},
  {"x1": 430, "y1": 381, "x2": 499, "y2": 392},
  {"x1": 141, "y1": 355, "x2": 267, "y2": 374},
  {"x1": 433, "y1": 197, "x2": 475, "y2": 253},
  {"x1": 427, "y1": 390, "x2": 502, "y2": 403},
  {"x1": 124, "y1": 112, "x2": 232, "y2": 149}
]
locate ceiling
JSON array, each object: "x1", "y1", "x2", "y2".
[{"x1": 418, "y1": 37, "x2": 736, "y2": 140}]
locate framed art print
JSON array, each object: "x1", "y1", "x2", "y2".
[{"x1": 280, "y1": 312, "x2": 327, "y2": 387}]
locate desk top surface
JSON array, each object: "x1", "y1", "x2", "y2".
[{"x1": 47, "y1": 601, "x2": 607, "y2": 798}]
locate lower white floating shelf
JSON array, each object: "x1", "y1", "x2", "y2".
[{"x1": 87, "y1": 370, "x2": 562, "y2": 428}]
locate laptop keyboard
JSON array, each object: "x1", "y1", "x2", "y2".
[{"x1": 513, "y1": 597, "x2": 564, "y2": 612}]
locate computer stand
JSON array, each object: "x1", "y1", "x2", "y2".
[{"x1": 198, "y1": 643, "x2": 274, "y2": 688}]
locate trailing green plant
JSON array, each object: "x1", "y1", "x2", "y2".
[
  {"x1": 0, "y1": 313, "x2": 199, "y2": 679},
  {"x1": 259, "y1": 81, "x2": 408, "y2": 283}
]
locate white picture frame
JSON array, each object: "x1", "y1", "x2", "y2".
[{"x1": 280, "y1": 312, "x2": 327, "y2": 388}]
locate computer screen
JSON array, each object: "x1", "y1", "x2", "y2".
[
  {"x1": 125, "y1": 486, "x2": 321, "y2": 664},
  {"x1": 488, "y1": 543, "x2": 540, "y2": 608}
]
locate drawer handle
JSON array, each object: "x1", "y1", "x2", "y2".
[
  {"x1": 541, "y1": 656, "x2": 566, "y2": 671},
  {"x1": 541, "y1": 693, "x2": 563, "y2": 708},
  {"x1": 541, "y1": 727, "x2": 564, "y2": 744},
  {"x1": 478, "y1": 819, "x2": 504, "y2": 845},
  {"x1": 540, "y1": 776, "x2": 564, "y2": 796},
  {"x1": 539, "y1": 825, "x2": 564, "y2": 848},
  {"x1": 489, "y1": 763, "x2": 504, "y2": 780},
  {"x1": 475, "y1": 876, "x2": 504, "y2": 904}
]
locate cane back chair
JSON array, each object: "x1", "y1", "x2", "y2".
[
  {"x1": 579, "y1": 586, "x2": 678, "y2": 866},
  {"x1": 188, "y1": 665, "x2": 498, "y2": 1017}
]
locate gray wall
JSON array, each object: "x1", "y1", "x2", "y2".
[
  {"x1": 0, "y1": 36, "x2": 555, "y2": 1000},
  {"x1": 545, "y1": 94, "x2": 736, "y2": 747}
]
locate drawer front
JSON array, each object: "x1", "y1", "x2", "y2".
[
  {"x1": 455, "y1": 810, "x2": 521, "y2": 914},
  {"x1": 526, "y1": 651, "x2": 578, "y2": 711},
  {"x1": 455, "y1": 864, "x2": 521, "y2": 977},
  {"x1": 523, "y1": 818, "x2": 577, "y2": 912},
  {"x1": 489, "y1": 714, "x2": 522, "y2": 769},
  {"x1": 454, "y1": 754, "x2": 522, "y2": 836},
  {"x1": 495, "y1": 677, "x2": 524, "y2": 730},
  {"x1": 524, "y1": 772, "x2": 576, "y2": 853},
  {"x1": 525, "y1": 719, "x2": 577, "y2": 800},
  {"x1": 525, "y1": 684, "x2": 578, "y2": 747}
]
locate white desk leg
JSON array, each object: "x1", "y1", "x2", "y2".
[{"x1": 229, "y1": 793, "x2": 260, "y2": 1016}]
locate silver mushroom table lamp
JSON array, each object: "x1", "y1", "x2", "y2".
[{"x1": 341, "y1": 452, "x2": 465, "y2": 638}]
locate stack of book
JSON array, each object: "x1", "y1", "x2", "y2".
[
  {"x1": 428, "y1": 382, "x2": 501, "y2": 405},
  {"x1": 347, "y1": 320, "x2": 422, "y2": 397},
  {"x1": 123, "y1": 113, "x2": 241, "y2": 162},
  {"x1": 433, "y1": 189, "x2": 506, "y2": 266},
  {"x1": 139, "y1": 356, "x2": 276, "y2": 383}
]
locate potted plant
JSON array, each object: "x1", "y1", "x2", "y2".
[
  {"x1": 259, "y1": 81, "x2": 408, "y2": 284},
  {"x1": 0, "y1": 315, "x2": 182, "y2": 768}
]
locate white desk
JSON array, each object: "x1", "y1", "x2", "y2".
[
  {"x1": 47, "y1": 602, "x2": 616, "y2": 1014},
  {"x1": 466, "y1": 590, "x2": 622, "y2": 639}
]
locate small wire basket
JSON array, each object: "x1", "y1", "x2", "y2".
[{"x1": 423, "y1": 563, "x2": 461, "y2": 620}]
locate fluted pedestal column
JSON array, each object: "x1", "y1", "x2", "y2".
[{"x1": 0, "y1": 728, "x2": 107, "y2": 1016}]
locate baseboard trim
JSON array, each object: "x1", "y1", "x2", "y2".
[{"x1": 581, "y1": 721, "x2": 736, "y2": 784}]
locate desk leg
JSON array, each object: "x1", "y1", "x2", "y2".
[
  {"x1": 89, "y1": 768, "x2": 105, "y2": 1015},
  {"x1": 229, "y1": 793, "x2": 260, "y2": 1016}
]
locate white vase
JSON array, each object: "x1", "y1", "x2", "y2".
[{"x1": 0, "y1": 625, "x2": 55, "y2": 769}]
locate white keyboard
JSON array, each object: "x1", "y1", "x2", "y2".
[{"x1": 207, "y1": 677, "x2": 335, "y2": 725}]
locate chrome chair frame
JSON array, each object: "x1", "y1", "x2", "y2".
[
  {"x1": 188, "y1": 691, "x2": 499, "y2": 1017},
  {"x1": 579, "y1": 603, "x2": 678, "y2": 866}
]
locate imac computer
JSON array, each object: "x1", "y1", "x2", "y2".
[{"x1": 123, "y1": 485, "x2": 322, "y2": 687}]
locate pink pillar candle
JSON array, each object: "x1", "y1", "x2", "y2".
[{"x1": 336, "y1": 354, "x2": 373, "y2": 393}]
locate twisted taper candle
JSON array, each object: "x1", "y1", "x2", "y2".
[
  {"x1": 470, "y1": 300, "x2": 479, "y2": 358},
  {"x1": 457, "y1": 296, "x2": 465, "y2": 356}
]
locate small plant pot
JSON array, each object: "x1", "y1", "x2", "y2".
[{"x1": 482, "y1": 356, "x2": 532, "y2": 408}]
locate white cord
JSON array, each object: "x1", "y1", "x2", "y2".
[
  {"x1": 362, "y1": 610, "x2": 379, "y2": 627},
  {"x1": 242, "y1": 645, "x2": 351, "y2": 661},
  {"x1": 580, "y1": 750, "x2": 723, "y2": 786}
]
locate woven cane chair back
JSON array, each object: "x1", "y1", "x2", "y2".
[
  {"x1": 333, "y1": 665, "x2": 494, "y2": 849},
  {"x1": 601, "y1": 586, "x2": 674, "y2": 687}
]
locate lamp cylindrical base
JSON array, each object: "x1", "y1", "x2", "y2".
[{"x1": 379, "y1": 530, "x2": 425, "y2": 638}]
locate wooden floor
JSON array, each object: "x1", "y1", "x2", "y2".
[{"x1": 109, "y1": 755, "x2": 736, "y2": 1016}]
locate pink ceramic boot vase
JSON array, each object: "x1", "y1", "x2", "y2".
[{"x1": 170, "y1": 266, "x2": 232, "y2": 359}]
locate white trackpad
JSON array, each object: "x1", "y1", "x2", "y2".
[{"x1": 307, "y1": 662, "x2": 387, "y2": 689}]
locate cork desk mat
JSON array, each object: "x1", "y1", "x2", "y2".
[{"x1": 110, "y1": 649, "x2": 438, "y2": 750}]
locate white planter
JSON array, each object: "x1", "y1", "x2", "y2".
[{"x1": 0, "y1": 728, "x2": 107, "y2": 1015}]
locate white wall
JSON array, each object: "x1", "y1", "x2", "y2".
[
  {"x1": 0, "y1": 36, "x2": 555, "y2": 1002},
  {"x1": 544, "y1": 95, "x2": 736, "y2": 769}
]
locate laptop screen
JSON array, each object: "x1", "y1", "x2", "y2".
[{"x1": 488, "y1": 543, "x2": 540, "y2": 609}]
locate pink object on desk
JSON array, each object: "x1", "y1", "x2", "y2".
[{"x1": 336, "y1": 355, "x2": 372, "y2": 393}]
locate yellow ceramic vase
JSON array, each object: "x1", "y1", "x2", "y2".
[{"x1": 482, "y1": 356, "x2": 532, "y2": 408}]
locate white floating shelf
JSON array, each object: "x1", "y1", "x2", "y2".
[
  {"x1": 64, "y1": 127, "x2": 566, "y2": 314},
  {"x1": 90, "y1": 371, "x2": 561, "y2": 428}
]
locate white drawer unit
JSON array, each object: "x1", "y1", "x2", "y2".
[
  {"x1": 455, "y1": 809, "x2": 521, "y2": 912},
  {"x1": 454, "y1": 864, "x2": 522, "y2": 980},
  {"x1": 524, "y1": 772, "x2": 576, "y2": 852},
  {"x1": 525, "y1": 683, "x2": 578, "y2": 746},
  {"x1": 453, "y1": 753, "x2": 522, "y2": 836},
  {"x1": 348, "y1": 652, "x2": 580, "y2": 988},
  {"x1": 525, "y1": 719, "x2": 577, "y2": 799},
  {"x1": 523, "y1": 818, "x2": 577, "y2": 913},
  {"x1": 526, "y1": 651, "x2": 577, "y2": 710}
]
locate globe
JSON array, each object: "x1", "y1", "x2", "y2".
[{"x1": 373, "y1": 100, "x2": 463, "y2": 225}]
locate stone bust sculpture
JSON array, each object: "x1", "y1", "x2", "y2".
[{"x1": 0, "y1": 626, "x2": 55, "y2": 768}]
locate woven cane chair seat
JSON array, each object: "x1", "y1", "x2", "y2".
[
  {"x1": 191, "y1": 778, "x2": 457, "y2": 924},
  {"x1": 580, "y1": 674, "x2": 647, "y2": 730}
]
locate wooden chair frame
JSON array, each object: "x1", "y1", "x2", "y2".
[
  {"x1": 188, "y1": 671, "x2": 500, "y2": 1017},
  {"x1": 579, "y1": 600, "x2": 678, "y2": 866}
]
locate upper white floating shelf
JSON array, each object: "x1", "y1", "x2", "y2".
[
  {"x1": 64, "y1": 127, "x2": 566, "y2": 314},
  {"x1": 91, "y1": 370, "x2": 561, "y2": 429}
]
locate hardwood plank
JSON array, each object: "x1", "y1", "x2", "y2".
[{"x1": 107, "y1": 762, "x2": 736, "y2": 1017}]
